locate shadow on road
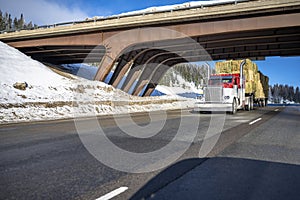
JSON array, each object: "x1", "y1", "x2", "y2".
[{"x1": 131, "y1": 157, "x2": 300, "y2": 200}]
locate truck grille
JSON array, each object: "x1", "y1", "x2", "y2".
[{"x1": 205, "y1": 87, "x2": 223, "y2": 102}]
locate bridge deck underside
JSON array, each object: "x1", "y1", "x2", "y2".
[
  {"x1": 17, "y1": 26, "x2": 300, "y2": 65},
  {"x1": 14, "y1": 26, "x2": 300, "y2": 96},
  {"x1": 18, "y1": 45, "x2": 105, "y2": 64}
]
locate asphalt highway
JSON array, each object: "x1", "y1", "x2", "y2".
[{"x1": 0, "y1": 106, "x2": 299, "y2": 200}]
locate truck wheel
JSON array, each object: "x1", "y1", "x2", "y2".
[
  {"x1": 245, "y1": 105, "x2": 250, "y2": 111},
  {"x1": 245, "y1": 97, "x2": 250, "y2": 111},
  {"x1": 250, "y1": 96, "x2": 254, "y2": 110},
  {"x1": 246, "y1": 101, "x2": 250, "y2": 111},
  {"x1": 231, "y1": 99, "x2": 237, "y2": 115}
]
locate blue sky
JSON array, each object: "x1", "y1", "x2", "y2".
[
  {"x1": 0, "y1": 0, "x2": 299, "y2": 87},
  {"x1": 256, "y1": 57, "x2": 299, "y2": 87}
]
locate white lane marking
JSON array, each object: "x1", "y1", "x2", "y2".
[
  {"x1": 234, "y1": 120, "x2": 250, "y2": 123},
  {"x1": 274, "y1": 109, "x2": 279, "y2": 111},
  {"x1": 249, "y1": 118, "x2": 262, "y2": 125},
  {"x1": 95, "y1": 187, "x2": 128, "y2": 200}
]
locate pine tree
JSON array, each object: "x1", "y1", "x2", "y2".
[
  {"x1": 295, "y1": 87, "x2": 300, "y2": 103},
  {"x1": 273, "y1": 84, "x2": 280, "y2": 103},
  {"x1": 18, "y1": 13, "x2": 24, "y2": 29},
  {"x1": 7, "y1": 14, "x2": 12, "y2": 31},
  {"x1": 3, "y1": 12, "x2": 8, "y2": 30},
  {"x1": 0, "y1": 10, "x2": 4, "y2": 31},
  {"x1": 27, "y1": 21, "x2": 33, "y2": 29},
  {"x1": 0, "y1": 11, "x2": 36, "y2": 31},
  {"x1": 288, "y1": 86, "x2": 295, "y2": 102},
  {"x1": 13, "y1": 17, "x2": 18, "y2": 30}
]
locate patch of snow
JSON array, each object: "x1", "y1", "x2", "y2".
[
  {"x1": 86, "y1": 0, "x2": 247, "y2": 22},
  {"x1": 155, "y1": 69, "x2": 203, "y2": 98},
  {"x1": 0, "y1": 42, "x2": 65, "y2": 86},
  {"x1": 117, "y1": 0, "x2": 245, "y2": 16},
  {"x1": 0, "y1": 41, "x2": 195, "y2": 124}
]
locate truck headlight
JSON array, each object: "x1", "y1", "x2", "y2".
[
  {"x1": 224, "y1": 96, "x2": 230, "y2": 100},
  {"x1": 196, "y1": 95, "x2": 205, "y2": 101}
]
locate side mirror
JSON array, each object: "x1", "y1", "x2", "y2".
[{"x1": 233, "y1": 79, "x2": 237, "y2": 85}]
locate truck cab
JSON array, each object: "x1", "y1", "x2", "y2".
[
  {"x1": 195, "y1": 73, "x2": 242, "y2": 114},
  {"x1": 194, "y1": 60, "x2": 259, "y2": 114},
  {"x1": 195, "y1": 59, "x2": 269, "y2": 114}
]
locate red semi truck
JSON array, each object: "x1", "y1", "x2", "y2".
[{"x1": 195, "y1": 59, "x2": 269, "y2": 114}]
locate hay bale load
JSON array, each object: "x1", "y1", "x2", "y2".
[
  {"x1": 195, "y1": 58, "x2": 269, "y2": 114},
  {"x1": 215, "y1": 59, "x2": 258, "y2": 94},
  {"x1": 259, "y1": 71, "x2": 269, "y2": 100},
  {"x1": 215, "y1": 59, "x2": 269, "y2": 105},
  {"x1": 254, "y1": 71, "x2": 269, "y2": 106},
  {"x1": 255, "y1": 72, "x2": 265, "y2": 99}
]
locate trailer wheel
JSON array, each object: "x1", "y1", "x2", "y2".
[
  {"x1": 231, "y1": 99, "x2": 237, "y2": 115},
  {"x1": 261, "y1": 100, "x2": 265, "y2": 107},
  {"x1": 258, "y1": 100, "x2": 262, "y2": 107}
]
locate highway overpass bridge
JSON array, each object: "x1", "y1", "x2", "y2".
[{"x1": 0, "y1": 0, "x2": 300, "y2": 96}]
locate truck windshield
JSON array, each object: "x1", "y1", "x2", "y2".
[{"x1": 209, "y1": 76, "x2": 233, "y2": 85}]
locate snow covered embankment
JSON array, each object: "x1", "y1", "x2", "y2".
[{"x1": 0, "y1": 42, "x2": 195, "y2": 124}]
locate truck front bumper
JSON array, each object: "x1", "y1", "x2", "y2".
[{"x1": 194, "y1": 102, "x2": 232, "y2": 112}]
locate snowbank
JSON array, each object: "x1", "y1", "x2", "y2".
[
  {"x1": 0, "y1": 42, "x2": 65, "y2": 86},
  {"x1": 0, "y1": 42, "x2": 195, "y2": 124}
]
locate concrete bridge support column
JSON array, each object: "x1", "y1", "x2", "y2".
[
  {"x1": 111, "y1": 49, "x2": 155, "y2": 88},
  {"x1": 94, "y1": 28, "x2": 187, "y2": 82},
  {"x1": 142, "y1": 58, "x2": 186, "y2": 96},
  {"x1": 123, "y1": 68, "x2": 143, "y2": 93},
  {"x1": 143, "y1": 83, "x2": 158, "y2": 97},
  {"x1": 120, "y1": 50, "x2": 165, "y2": 93},
  {"x1": 111, "y1": 60, "x2": 134, "y2": 88},
  {"x1": 131, "y1": 47, "x2": 200, "y2": 96}
]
